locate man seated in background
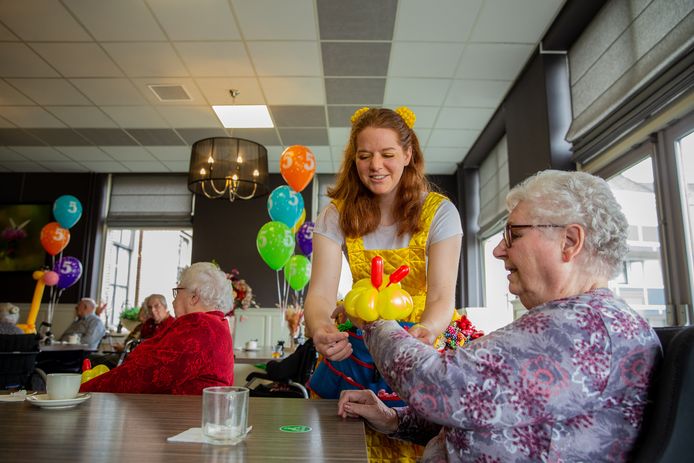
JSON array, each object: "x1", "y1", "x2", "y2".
[
  {"x1": 81, "y1": 262, "x2": 234, "y2": 395},
  {"x1": 59, "y1": 298, "x2": 106, "y2": 349}
]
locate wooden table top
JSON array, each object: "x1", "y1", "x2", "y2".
[
  {"x1": 39, "y1": 343, "x2": 94, "y2": 352},
  {"x1": 234, "y1": 346, "x2": 293, "y2": 364},
  {"x1": 0, "y1": 393, "x2": 367, "y2": 462}
]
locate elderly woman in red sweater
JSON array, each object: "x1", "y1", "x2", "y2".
[{"x1": 82, "y1": 262, "x2": 234, "y2": 395}]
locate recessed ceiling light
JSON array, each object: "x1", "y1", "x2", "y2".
[{"x1": 212, "y1": 105, "x2": 274, "y2": 128}]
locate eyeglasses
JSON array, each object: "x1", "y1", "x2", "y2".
[
  {"x1": 172, "y1": 287, "x2": 185, "y2": 299},
  {"x1": 503, "y1": 223, "x2": 565, "y2": 248}
]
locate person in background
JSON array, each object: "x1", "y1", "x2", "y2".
[
  {"x1": 338, "y1": 170, "x2": 662, "y2": 462},
  {"x1": 304, "y1": 106, "x2": 463, "y2": 461},
  {"x1": 81, "y1": 262, "x2": 234, "y2": 395},
  {"x1": 138, "y1": 293, "x2": 174, "y2": 339},
  {"x1": 59, "y1": 298, "x2": 106, "y2": 349},
  {"x1": 0, "y1": 302, "x2": 23, "y2": 334}
]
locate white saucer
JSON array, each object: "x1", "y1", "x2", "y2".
[{"x1": 26, "y1": 393, "x2": 91, "y2": 409}]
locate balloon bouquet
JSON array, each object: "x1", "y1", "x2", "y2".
[
  {"x1": 19, "y1": 195, "x2": 84, "y2": 338},
  {"x1": 256, "y1": 146, "x2": 316, "y2": 319}
]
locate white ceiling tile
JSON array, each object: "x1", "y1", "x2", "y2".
[
  {"x1": 233, "y1": 0, "x2": 316, "y2": 40},
  {"x1": 0, "y1": 116, "x2": 15, "y2": 127},
  {"x1": 0, "y1": 23, "x2": 19, "y2": 41},
  {"x1": 175, "y1": 42, "x2": 254, "y2": 77},
  {"x1": 0, "y1": 80, "x2": 33, "y2": 105},
  {"x1": 314, "y1": 161, "x2": 333, "y2": 174},
  {"x1": 10, "y1": 145, "x2": 68, "y2": 161},
  {"x1": 425, "y1": 162, "x2": 458, "y2": 174},
  {"x1": 248, "y1": 42, "x2": 322, "y2": 76},
  {"x1": 435, "y1": 107, "x2": 493, "y2": 130},
  {"x1": 456, "y1": 43, "x2": 534, "y2": 80},
  {"x1": 78, "y1": 160, "x2": 129, "y2": 172},
  {"x1": 46, "y1": 106, "x2": 118, "y2": 128},
  {"x1": 131, "y1": 78, "x2": 205, "y2": 105},
  {"x1": 0, "y1": 146, "x2": 26, "y2": 161},
  {"x1": 31, "y1": 43, "x2": 123, "y2": 77},
  {"x1": 394, "y1": 0, "x2": 482, "y2": 42},
  {"x1": 0, "y1": 106, "x2": 66, "y2": 127},
  {"x1": 328, "y1": 127, "x2": 350, "y2": 146},
  {"x1": 424, "y1": 147, "x2": 465, "y2": 162},
  {"x1": 149, "y1": 0, "x2": 240, "y2": 40},
  {"x1": 414, "y1": 128, "x2": 431, "y2": 144},
  {"x1": 309, "y1": 146, "x2": 332, "y2": 162},
  {"x1": 56, "y1": 146, "x2": 113, "y2": 161},
  {"x1": 102, "y1": 43, "x2": 188, "y2": 77},
  {"x1": 64, "y1": 0, "x2": 166, "y2": 41},
  {"x1": 101, "y1": 146, "x2": 155, "y2": 161},
  {"x1": 162, "y1": 160, "x2": 189, "y2": 172},
  {"x1": 195, "y1": 78, "x2": 264, "y2": 105},
  {"x1": 445, "y1": 80, "x2": 511, "y2": 108},
  {"x1": 0, "y1": 0, "x2": 91, "y2": 41},
  {"x1": 259, "y1": 77, "x2": 324, "y2": 105},
  {"x1": 3, "y1": 161, "x2": 49, "y2": 172},
  {"x1": 471, "y1": 0, "x2": 564, "y2": 43},
  {"x1": 101, "y1": 106, "x2": 169, "y2": 128},
  {"x1": 331, "y1": 146, "x2": 346, "y2": 162},
  {"x1": 389, "y1": 43, "x2": 463, "y2": 78},
  {"x1": 384, "y1": 78, "x2": 450, "y2": 106},
  {"x1": 70, "y1": 79, "x2": 147, "y2": 105},
  {"x1": 157, "y1": 106, "x2": 221, "y2": 128},
  {"x1": 122, "y1": 160, "x2": 168, "y2": 172},
  {"x1": 7, "y1": 79, "x2": 91, "y2": 105},
  {"x1": 147, "y1": 146, "x2": 190, "y2": 161},
  {"x1": 427, "y1": 129, "x2": 479, "y2": 148},
  {"x1": 40, "y1": 161, "x2": 89, "y2": 172},
  {"x1": 0, "y1": 43, "x2": 59, "y2": 77}
]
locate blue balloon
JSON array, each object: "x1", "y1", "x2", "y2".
[
  {"x1": 267, "y1": 186, "x2": 304, "y2": 229},
  {"x1": 53, "y1": 195, "x2": 83, "y2": 229}
]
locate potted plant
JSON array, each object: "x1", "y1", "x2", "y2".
[{"x1": 119, "y1": 306, "x2": 140, "y2": 332}]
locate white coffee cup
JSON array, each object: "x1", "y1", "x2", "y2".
[
  {"x1": 245, "y1": 340, "x2": 257, "y2": 350},
  {"x1": 46, "y1": 373, "x2": 82, "y2": 400},
  {"x1": 67, "y1": 334, "x2": 80, "y2": 345}
]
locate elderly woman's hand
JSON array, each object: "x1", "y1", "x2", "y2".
[
  {"x1": 408, "y1": 323, "x2": 436, "y2": 344},
  {"x1": 338, "y1": 389, "x2": 398, "y2": 434}
]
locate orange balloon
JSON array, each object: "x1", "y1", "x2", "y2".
[
  {"x1": 280, "y1": 145, "x2": 316, "y2": 192},
  {"x1": 40, "y1": 222, "x2": 70, "y2": 256}
]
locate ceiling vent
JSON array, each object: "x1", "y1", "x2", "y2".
[{"x1": 148, "y1": 84, "x2": 192, "y2": 102}]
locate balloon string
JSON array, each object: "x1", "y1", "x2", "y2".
[{"x1": 275, "y1": 270, "x2": 282, "y2": 312}]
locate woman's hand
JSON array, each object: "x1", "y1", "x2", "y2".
[
  {"x1": 313, "y1": 323, "x2": 352, "y2": 361},
  {"x1": 408, "y1": 323, "x2": 436, "y2": 344},
  {"x1": 338, "y1": 389, "x2": 399, "y2": 434}
]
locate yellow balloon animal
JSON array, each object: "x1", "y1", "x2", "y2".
[{"x1": 343, "y1": 256, "x2": 413, "y2": 322}]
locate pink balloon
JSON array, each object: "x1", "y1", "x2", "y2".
[{"x1": 43, "y1": 270, "x2": 59, "y2": 286}]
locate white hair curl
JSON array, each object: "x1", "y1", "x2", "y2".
[
  {"x1": 179, "y1": 262, "x2": 233, "y2": 312},
  {"x1": 506, "y1": 170, "x2": 629, "y2": 279}
]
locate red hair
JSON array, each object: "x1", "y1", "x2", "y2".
[{"x1": 329, "y1": 108, "x2": 430, "y2": 238}]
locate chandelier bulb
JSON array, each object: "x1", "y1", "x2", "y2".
[
  {"x1": 207, "y1": 156, "x2": 214, "y2": 164},
  {"x1": 200, "y1": 167, "x2": 206, "y2": 175},
  {"x1": 253, "y1": 169, "x2": 259, "y2": 177}
]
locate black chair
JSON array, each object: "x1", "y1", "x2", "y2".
[
  {"x1": 245, "y1": 339, "x2": 317, "y2": 399},
  {"x1": 632, "y1": 325, "x2": 694, "y2": 462},
  {"x1": 0, "y1": 334, "x2": 41, "y2": 390}
]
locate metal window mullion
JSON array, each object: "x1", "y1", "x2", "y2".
[{"x1": 652, "y1": 130, "x2": 693, "y2": 325}]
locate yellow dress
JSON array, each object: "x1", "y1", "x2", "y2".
[{"x1": 309, "y1": 192, "x2": 456, "y2": 462}]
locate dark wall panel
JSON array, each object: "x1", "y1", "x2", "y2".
[
  {"x1": 0, "y1": 172, "x2": 105, "y2": 304},
  {"x1": 191, "y1": 174, "x2": 313, "y2": 308}
]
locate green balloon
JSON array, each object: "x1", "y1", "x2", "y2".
[
  {"x1": 257, "y1": 221, "x2": 295, "y2": 270},
  {"x1": 284, "y1": 254, "x2": 311, "y2": 291}
]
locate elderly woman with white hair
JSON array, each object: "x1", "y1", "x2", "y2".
[
  {"x1": 0, "y1": 303, "x2": 23, "y2": 334},
  {"x1": 82, "y1": 262, "x2": 234, "y2": 395},
  {"x1": 338, "y1": 170, "x2": 662, "y2": 462}
]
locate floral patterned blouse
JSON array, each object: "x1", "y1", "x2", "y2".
[{"x1": 362, "y1": 289, "x2": 661, "y2": 462}]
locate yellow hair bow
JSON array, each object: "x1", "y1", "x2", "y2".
[{"x1": 349, "y1": 106, "x2": 416, "y2": 129}]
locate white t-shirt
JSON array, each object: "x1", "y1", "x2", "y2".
[{"x1": 314, "y1": 196, "x2": 463, "y2": 253}]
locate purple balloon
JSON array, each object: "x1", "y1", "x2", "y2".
[
  {"x1": 297, "y1": 221, "x2": 315, "y2": 256},
  {"x1": 54, "y1": 256, "x2": 83, "y2": 290}
]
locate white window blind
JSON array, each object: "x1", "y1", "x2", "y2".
[
  {"x1": 478, "y1": 136, "x2": 509, "y2": 235},
  {"x1": 107, "y1": 174, "x2": 193, "y2": 227},
  {"x1": 566, "y1": 0, "x2": 693, "y2": 145}
]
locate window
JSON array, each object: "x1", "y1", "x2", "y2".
[
  {"x1": 476, "y1": 231, "x2": 515, "y2": 332},
  {"x1": 607, "y1": 158, "x2": 668, "y2": 326},
  {"x1": 99, "y1": 228, "x2": 192, "y2": 328}
]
